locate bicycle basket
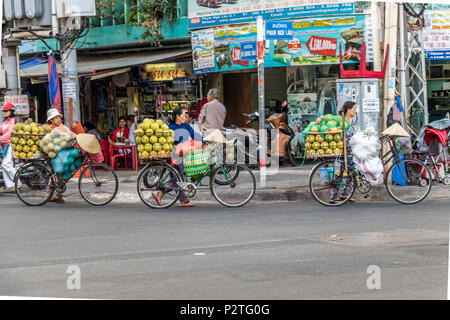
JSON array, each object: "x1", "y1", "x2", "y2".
[{"x1": 182, "y1": 148, "x2": 211, "y2": 179}]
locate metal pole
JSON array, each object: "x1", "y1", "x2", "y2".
[
  {"x1": 398, "y1": 4, "x2": 407, "y2": 127},
  {"x1": 61, "y1": 44, "x2": 81, "y2": 127},
  {"x1": 4, "y1": 40, "x2": 21, "y2": 96},
  {"x1": 257, "y1": 16, "x2": 266, "y2": 188}
]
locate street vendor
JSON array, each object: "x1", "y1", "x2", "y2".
[
  {"x1": 46, "y1": 108, "x2": 75, "y2": 202},
  {"x1": 0, "y1": 103, "x2": 18, "y2": 192},
  {"x1": 316, "y1": 101, "x2": 358, "y2": 204},
  {"x1": 47, "y1": 108, "x2": 76, "y2": 137}
]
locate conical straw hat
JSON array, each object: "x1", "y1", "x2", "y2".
[
  {"x1": 204, "y1": 129, "x2": 228, "y2": 144},
  {"x1": 76, "y1": 133, "x2": 101, "y2": 154},
  {"x1": 381, "y1": 123, "x2": 410, "y2": 137}
]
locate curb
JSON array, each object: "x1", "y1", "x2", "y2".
[{"x1": 64, "y1": 184, "x2": 449, "y2": 203}]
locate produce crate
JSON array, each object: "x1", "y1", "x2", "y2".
[
  {"x1": 306, "y1": 152, "x2": 344, "y2": 160},
  {"x1": 139, "y1": 152, "x2": 172, "y2": 164}
]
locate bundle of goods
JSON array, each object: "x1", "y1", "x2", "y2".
[
  {"x1": 39, "y1": 130, "x2": 76, "y2": 159},
  {"x1": 51, "y1": 148, "x2": 83, "y2": 181},
  {"x1": 134, "y1": 118, "x2": 175, "y2": 160},
  {"x1": 303, "y1": 114, "x2": 345, "y2": 159},
  {"x1": 11, "y1": 120, "x2": 51, "y2": 160},
  {"x1": 350, "y1": 127, "x2": 383, "y2": 185}
]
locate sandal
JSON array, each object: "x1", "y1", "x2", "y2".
[
  {"x1": 179, "y1": 202, "x2": 195, "y2": 207},
  {"x1": 152, "y1": 193, "x2": 162, "y2": 206},
  {"x1": 340, "y1": 196, "x2": 355, "y2": 202}
]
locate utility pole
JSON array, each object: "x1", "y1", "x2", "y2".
[
  {"x1": 61, "y1": 43, "x2": 80, "y2": 126},
  {"x1": 257, "y1": 16, "x2": 266, "y2": 189}
]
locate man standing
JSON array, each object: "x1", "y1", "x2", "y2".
[{"x1": 198, "y1": 88, "x2": 226, "y2": 136}]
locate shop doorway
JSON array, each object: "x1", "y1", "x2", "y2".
[{"x1": 223, "y1": 72, "x2": 256, "y2": 128}]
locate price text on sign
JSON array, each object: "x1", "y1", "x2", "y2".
[{"x1": 5, "y1": 95, "x2": 30, "y2": 115}]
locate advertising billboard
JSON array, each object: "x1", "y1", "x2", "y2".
[
  {"x1": 192, "y1": 14, "x2": 372, "y2": 75},
  {"x1": 188, "y1": 0, "x2": 355, "y2": 29}
]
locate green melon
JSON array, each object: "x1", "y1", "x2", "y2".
[
  {"x1": 324, "y1": 114, "x2": 333, "y2": 122},
  {"x1": 327, "y1": 120, "x2": 337, "y2": 127}
]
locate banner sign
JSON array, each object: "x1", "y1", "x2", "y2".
[
  {"x1": 424, "y1": 10, "x2": 450, "y2": 60},
  {"x1": 192, "y1": 15, "x2": 371, "y2": 75},
  {"x1": 188, "y1": 0, "x2": 355, "y2": 29},
  {"x1": 265, "y1": 21, "x2": 293, "y2": 40},
  {"x1": 4, "y1": 95, "x2": 30, "y2": 115},
  {"x1": 144, "y1": 63, "x2": 188, "y2": 81}
]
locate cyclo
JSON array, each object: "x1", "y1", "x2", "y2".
[
  {"x1": 14, "y1": 134, "x2": 118, "y2": 206},
  {"x1": 136, "y1": 135, "x2": 256, "y2": 209},
  {"x1": 308, "y1": 124, "x2": 433, "y2": 206}
]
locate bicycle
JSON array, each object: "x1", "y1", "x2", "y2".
[
  {"x1": 137, "y1": 142, "x2": 256, "y2": 209},
  {"x1": 14, "y1": 149, "x2": 118, "y2": 206},
  {"x1": 309, "y1": 134, "x2": 433, "y2": 206}
]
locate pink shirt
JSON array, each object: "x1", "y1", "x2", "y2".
[{"x1": 0, "y1": 118, "x2": 16, "y2": 145}]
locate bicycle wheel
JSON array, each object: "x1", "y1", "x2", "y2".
[
  {"x1": 210, "y1": 164, "x2": 256, "y2": 207},
  {"x1": 78, "y1": 163, "x2": 119, "y2": 206},
  {"x1": 137, "y1": 163, "x2": 182, "y2": 209},
  {"x1": 385, "y1": 158, "x2": 432, "y2": 204},
  {"x1": 309, "y1": 159, "x2": 356, "y2": 207},
  {"x1": 213, "y1": 164, "x2": 240, "y2": 185},
  {"x1": 14, "y1": 161, "x2": 55, "y2": 206},
  {"x1": 286, "y1": 138, "x2": 306, "y2": 168}
]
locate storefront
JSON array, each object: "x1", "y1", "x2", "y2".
[
  {"x1": 424, "y1": 8, "x2": 450, "y2": 124},
  {"x1": 191, "y1": 12, "x2": 373, "y2": 131}
]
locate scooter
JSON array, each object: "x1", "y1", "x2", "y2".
[{"x1": 223, "y1": 107, "x2": 305, "y2": 167}]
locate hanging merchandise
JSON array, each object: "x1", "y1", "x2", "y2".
[{"x1": 411, "y1": 106, "x2": 424, "y2": 131}]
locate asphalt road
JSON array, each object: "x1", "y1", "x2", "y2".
[{"x1": 0, "y1": 194, "x2": 449, "y2": 300}]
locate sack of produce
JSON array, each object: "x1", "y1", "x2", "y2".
[
  {"x1": 349, "y1": 127, "x2": 381, "y2": 162},
  {"x1": 51, "y1": 148, "x2": 82, "y2": 180},
  {"x1": 39, "y1": 129, "x2": 75, "y2": 159},
  {"x1": 394, "y1": 136, "x2": 412, "y2": 155}
]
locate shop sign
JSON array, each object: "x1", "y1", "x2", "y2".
[
  {"x1": 265, "y1": 21, "x2": 293, "y2": 40},
  {"x1": 192, "y1": 14, "x2": 372, "y2": 74},
  {"x1": 424, "y1": 10, "x2": 450, "y2": 60},
  {"x1": 306, "y1": 36, "x2": 337, "y2": 57},
  {"x1": 188, "y1": 0, "x2": 355, "y2": 29},
  {"x1": 4, "y1": 95, "x2": 29, "y2": 115},
  {"x1": 145, "y1": 63, "x2": 187, "y2": 81}
]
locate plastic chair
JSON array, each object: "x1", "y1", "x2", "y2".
[
  {"x1": 109, "y1": 144, "x2": 128, "y2": 170},
  {"x1": 99, "y1": 139, "x2": 110, "y2": 164}
]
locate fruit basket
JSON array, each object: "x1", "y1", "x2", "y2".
[
  {"x1": 10, "y1": 121, "x2": 50, "y2": 160},
  {"x1": 135, "y1": 118, "x2": 175, "y2": 162}
]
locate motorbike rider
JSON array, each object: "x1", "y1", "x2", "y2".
[{"x1": 0, "y1": 103, "x2": 18, "y2": 192}]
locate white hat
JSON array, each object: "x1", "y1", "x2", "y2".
[{"x1": 47, "y1": 108, "x2": 62, "y2": 122}]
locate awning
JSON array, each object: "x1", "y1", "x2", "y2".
[{"x1": 20, "y1": 48, "x2": 192, "y2": 78}]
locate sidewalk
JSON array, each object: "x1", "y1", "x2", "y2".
[{"x1": 61, "y1": 164, "x2": 450, "y2": 203}]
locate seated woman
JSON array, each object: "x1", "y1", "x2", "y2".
[{"x1": 153, "y1": 107, "x2": 202, "y2": 208}]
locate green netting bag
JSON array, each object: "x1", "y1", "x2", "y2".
[{"x1": 182, "y1": 148, "x2": 211, "y2": 179}]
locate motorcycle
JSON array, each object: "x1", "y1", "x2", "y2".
[{"x1": 223, "y1": 106, "x2": 305, "y2": 167}]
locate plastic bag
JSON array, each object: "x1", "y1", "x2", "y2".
[
  {"x1": 175, "y1": 139, "x2": 203, "y2": 157},
  {"x1": 52, "y1": 148, "x2": 81, "y2": 176},
  {"x1": 394, "y1": 136, "x2": 412, "y2": 155},
  {"x1": 354, "y1": 156, "x2": 384, "y2": 185},
  {"x1": 349, "y1": 127, "x2": 381, "y2": 161}
]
